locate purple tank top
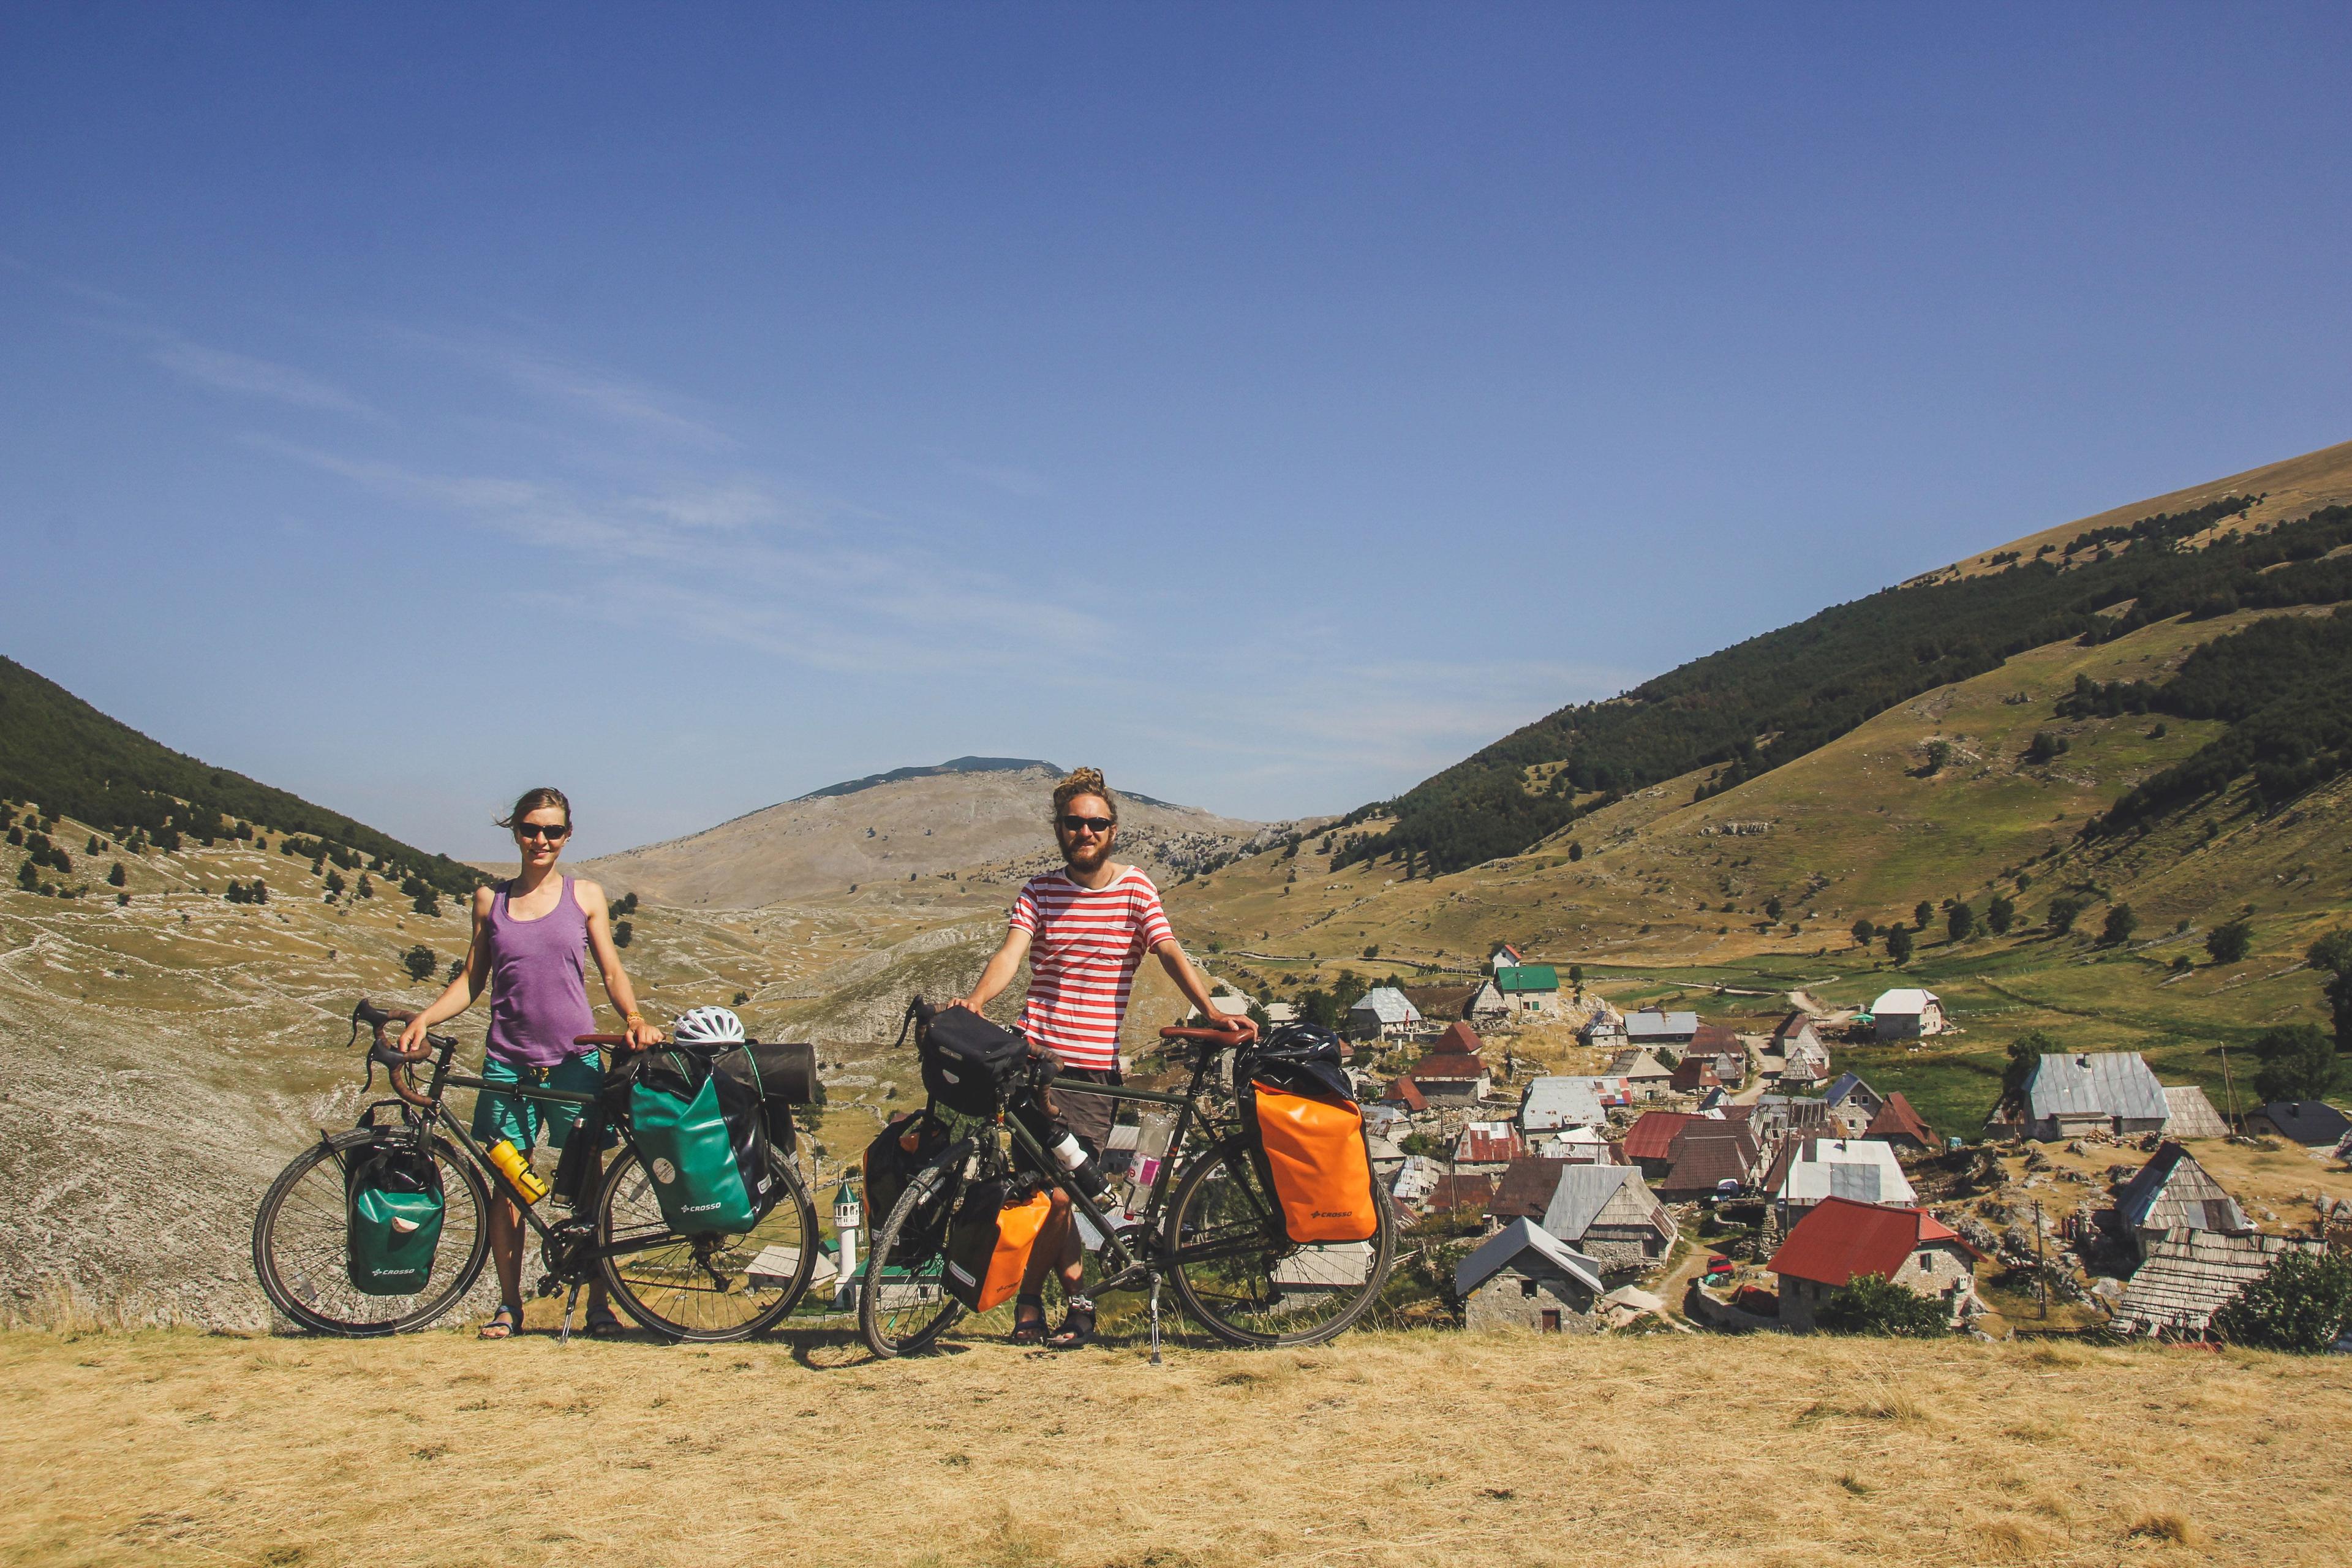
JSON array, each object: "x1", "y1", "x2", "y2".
[{"x1": 483, "y1": 875, "x2": 597, "y2": 1068}]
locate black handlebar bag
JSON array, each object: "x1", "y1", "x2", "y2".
[{"x1": 914, "y1": 1001, "x2": 1027, "y2": 1115}]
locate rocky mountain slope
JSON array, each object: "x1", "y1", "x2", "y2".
[{"x1": 584, "y1": 758, "x2": 1298, "y2": 908}]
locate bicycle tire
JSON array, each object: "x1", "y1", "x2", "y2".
[
  {"x1": 859, "y1": 1155, "x2": 967, "y2": 1358},
  {"x1": 596, "y1": 1144, "x2": 819, "y2": 1342},
  {"x1": 251, "y1": 1128, "x2": 492, "y2": 1337},
  {"x1": 1162, "y1": 1138, "x2": 1394, "y2": 1348}
]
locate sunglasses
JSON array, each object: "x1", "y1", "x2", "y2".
[
  {"x1": 516, "y1": 823, "x2": 571, "y2": 842},
  {"x1": 1058, "y1": 815, "x2": 1115, "y2": 835}
]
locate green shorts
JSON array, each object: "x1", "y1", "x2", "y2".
[{"x1": 470, "y1": 1051, "x2": 606, "y2": 1153}]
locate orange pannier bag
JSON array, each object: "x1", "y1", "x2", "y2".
[
  {"x1": 943, "y1": 1183, "x2": 1054, "y2": 1313},
  {"x1": 1250, "y1": 1077, "x2": 1378, "y2": 1244}
]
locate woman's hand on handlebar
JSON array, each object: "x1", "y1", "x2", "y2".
[
  {"x1": 624, "y1": 1014, "x2": 665, "y2": 1051},
  {"x1": 395, "y1": 1014, "x2": 434, "y2": 1057}
]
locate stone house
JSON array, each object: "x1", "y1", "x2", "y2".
[
  {"x1": 2110, "y1": 1142, "x2": 2250, "y2": 1259},
  {"x1": 1626, "y1": 1008, "x2": 1698, "y2": 1060},
  {"x1": 1655, "y1": 1121, "x2": 1765, "y2": 1202},
  {"x1": 1768, "y1": 1197, "x2": 1981, "y2": 1332},
  {"x1": 2004, "y1": 1052, "x2": 2168, "y2": 1140},
  {"x1": 2111, "y1": 1229, "x2": 2328, "y2": 1339},
  {"x1": 1863, "y1": 1092, "x2": 1937, "y2": 1153},
  {"x1": 1346, "y1": 986, "x2": 1422, "y2": 1043},
  {"x1": 1518, "y1": 1075, "x2": 1608, "y2": 1134},
  {"x1": 1868, "y1": 987, "x2": 1945, "y2": 1040},
  {"x1": 1493, "y1": 964, "x2": 1562, "y2": 1019},
  {"x1": 1453, "y1": 1120, "x2": 1526, "y2": 1172},
  {"x1": 1540, "y1": 1162, "x2": 1678, "y2": 1267},
  {"x1": 1456, "y1": 1218, "x2": 1606, "y2": 1332},
  {"x1": 1771, "y1": 1136, "x2": 1917, "y2": 1223},
  {"x1": 1822, "y1": 1072, "x2": 1887, "y2": 1136},
  {"x1": 1605, "y1": 1048, "x2": 1675, "y2": 1099}
]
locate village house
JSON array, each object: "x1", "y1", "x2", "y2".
[
  {"x1": 1346, "y1": 986, "x2": 1422, "y2": 1043},
  {"x1": 1487, "y1": 1156, "x2": 1575, "y2": 1228},
  {"x1": 1381, "y1": 1074, "x2": 1430, "y2": 1115},
  {"x1": 1768, "y1": 1197, "x2": 1981, "y2": 1332},
  {"x1": 1626, "y1": 1008, "x2": 1698, "y2": 1058},
  {"x1": 1580, "y1": 1009, "x2": 1628, "y2": 1054},
  {"x1": 1539, "y1": 1162, "x2": 1679, "y2": 1267},
  {"x1": 1453, "y1": 1120, "x2": 1528, "y2": 1172},
  {"x1": 1455, "y1": 1218, "x2": 1607, "y2": 1332},
  {"x1": 1747, "y1": 1093, "x2": 1834, "y2": 1143},
  {"x1": 1519, "y1": 1075, "x2": 1608, "y2": 1134},
  {"x1": 1863, "y1": 1091, "x2": 1937, "y2": 1153},
  {"x1": 1822, "y1": 1072, "x2": 1888, "y2": 1136},
  {"x1": 1621, "y1": 1110, "x2": 1695, "y2": 1179},
  {"x1": 2256, "y1": 1099, "x2": 2352, "y2": 1147},
  {"x1": 1490, "y1": 943, "x2": 1525, "y2": 970},
  {"x1": 1260, "y1": 1000, "x2": 1299, "y2": 1026},
  {"x1": 1656, "y1": 1120, "x2": 1766, "y2": 1202},
  {"x1": 1390, "y1": 1155, "x2": 1441, "y2": 1206},
  {"x1": 1409, "y1": 1023, "x2": 1491, "y2": 1104},
  {"x1": 1464, "y1": 978, "x2": 1513, "y2": 1027},
  {"x1": 2004, "y1": 1052, "x2": 2168, "y2": 1140},
  {"x1": 2160, "y1": 1085, "x2": 2231, "y2": 1139},
  {"x1": 1605, "y1": 1048, "x2": 1676, "y2": 1099},
  {"x1": 2111, "y1": 1229, "x2": 2328, "y2": 1340},
  {"x1": 1493, "y1": 963, "x2": 1562, "y2": 1020},
  {"x1": 1771, "y1": 1136, "x2": 1917, "y2": 1222},
  {"x1": 2110, "y1": 1142, "x2": 2251, "y2": 1259},
  {"x1": 1531, "y1": 1123, "x2": 1618, "y2": 1164},
  {"x1": 1669, "y1": 1054, "x2": 1722, "y2": 1095},
  {"x1": 1764, "y1": 1011, "x2": 1832, "y2": 1087},
  {"x1": 1363, "y1": 1129, "x2": 1408, "y2": 1179},
  {"x1": 1868, "y1": 987, "x2": 1945, "y2": 1041},
  {"x1": 1425, "y1": 1169, "x2": 1499, "y2": 1218}
]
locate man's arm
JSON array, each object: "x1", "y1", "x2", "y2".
[
  {"x1": 1155, "y1": 939, "x2": 1257, "y2": 1043},
  {"x1": 953, "y1": 926, "x2": 1032, "y2": 1012}
]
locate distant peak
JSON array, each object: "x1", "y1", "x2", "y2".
[{"x1": 797, "y1": 757, "x2": 1062, "y2": 801}]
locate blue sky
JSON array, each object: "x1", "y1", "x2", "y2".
[{"x1": 6, "y1": 6, "x2": 2351, "y2": 861}]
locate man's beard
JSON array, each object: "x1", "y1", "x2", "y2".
[{"x1": 1061, "y1": 835, "x2": 1112, "y2": 874}]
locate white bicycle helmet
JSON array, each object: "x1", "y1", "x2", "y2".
[{"x1": 671, "y1": 1005, "x2": 746, "y2": 1045}]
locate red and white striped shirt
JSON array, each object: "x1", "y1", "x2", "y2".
[{"x1": 1009, "y1": 867, "x2": 1175, "y2": 1071}]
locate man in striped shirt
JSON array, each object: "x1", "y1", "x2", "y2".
[{"x1": 952, "y1": 766, "x2": 1251, "y2": 1346}]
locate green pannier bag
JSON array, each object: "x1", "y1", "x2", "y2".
[
  {"x1": 629, "y1": 1050, "x2": 763, "y2": 1235},
  {"x1": 345, "y1": 1138, "x2": 447, "y2": 1297}
]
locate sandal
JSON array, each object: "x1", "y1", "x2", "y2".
[
  {"x1": 478, "y1": 1304, "x2": 521, "y2": 1340},
  {"x1": 584, "y1": 1304, "x2": 625, "y2": 1338},
  {"x1": 1047, "y1": 1297, "x2": 1096, "y2": 1351},
  {"x1": 1010, "y1": 1294, "x2": 1047, "y2": 1346}
]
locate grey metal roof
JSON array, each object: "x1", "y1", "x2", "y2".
[
  {"x1": 1540, "y1": 1164, "x2": 1643, "y2": 1241},
  {"x1": 1519, "y1": 1076, "x2": 1607, "y2": 1131},
  {"x1": 1455, "y1": 1218, "x2": 1607, "y2": 1298},
  {"x1": 2026, "y1": 1052, "x2": 2167, "y2": 1124},
  {"x1": 1626, "y1": 1010, "x2": 1698, "y2": 1040},
  {"x1": 1348, "y1": 987, "x2": 1420, "y2": 1025},
  {"x1": 1822, "y1": 1072, "x2": 1879, "y2": 1110}
]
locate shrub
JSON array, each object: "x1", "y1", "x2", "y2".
[
  {"x1": 1913, "y1": 900, "x2": 1934, "y2": 929},
  {"x1": 2100, "y1": 903, "x2": 2138, "y2": 946},
  {"x1": 1947, "y1": 901, "x2": 1976, "y2": 942},
  {"x1": 2214, "y1": 1251, "x2": 2352, "y2": 1354},
  {"x1": 612, "y1": 920, "x2": 633, "y2": 949},
  {"x1": 2248, "y1": 1024, "x2": 2348, "y2": 1102},
  {"x1": 1851, "y1": 917, "x2": 1875, "y2": 946},
  {"x1": 412, "y1": 892, "x2": 440, "y2": 918},
  {"x1": 1985, "y1": 894, "x2": 2015, "y2": 935},
  {"x1": 402, "y1": 944, "x2": 436, "y2": 982},
  {"x1": 2024, "y1": 730, "x2": 2070, "y2": 764},
  {"x1": 2046, "y1": 895, "x2": 2089, "y2": 935},
  {"x1": 106, "y1": 862, "x2": 125, "y2": 887},
  {"x1": 1814, "y1": 1273, "x2": 1953, "y2": 1336},
  {"x1": 2206, "y1": 919, "x2": 2252, "y2": 965}
]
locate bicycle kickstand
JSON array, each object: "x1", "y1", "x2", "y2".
[
  {"x1": 558, "y1": 1281, "x2": 583, "y2": 1348},
  {"x1": 1148, "y1": 1275, "x2": 1164, "y2": 1366}
]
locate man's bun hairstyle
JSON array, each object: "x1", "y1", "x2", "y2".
[{"x1": 1051, "y1": 766, "x2": 1117, "y2": 823}]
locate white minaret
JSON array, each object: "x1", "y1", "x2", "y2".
[{"x1": 831, "y1": 1178, "x2": 862, "y2": 1311}]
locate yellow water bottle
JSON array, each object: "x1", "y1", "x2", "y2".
[{"x1": 487, "y1": 1139, "x2": 550, "y2": 1204}]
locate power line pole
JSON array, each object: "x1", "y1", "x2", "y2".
[
  {"x1": 2219, "y1": 1044, "x2": 2242, "y2": 1136},
  {"x1": 2032, "y1": 1199, "x2": 2048, "y2": 1320}
]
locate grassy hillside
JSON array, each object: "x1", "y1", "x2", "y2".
[
  {"x1": 1344, "y1": 440, "x2": 2352, "y2": 875},
  {"x1": 0, "y1": 655, "x2": 479, "y2": 897},
  {"x1": 4, "y1": 1326, "x2": 2343, "y2": 1567}
]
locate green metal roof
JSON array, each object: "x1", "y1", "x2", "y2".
[{"x1": 1494, "y1": 965, "x2": 1559, "y2": 992}]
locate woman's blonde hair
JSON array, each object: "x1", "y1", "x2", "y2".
[
  {"x1": 1050, "y1": 767, "x2": 1117, "y2": 823},
  {"x1": 496, "y1": 786, "x2": 572, "y2": 831}
]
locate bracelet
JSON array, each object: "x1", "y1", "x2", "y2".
[{"x1": 625, "y1": 1011, "x2": 644, "y2": 1025}]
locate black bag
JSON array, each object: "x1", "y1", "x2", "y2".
[
  {"x1": 618, "y1": 1047, "x2": 780, "y2": 1234},
  {"x1": 916, "y1": 1001, "x2": 1027, "y2": 1115},
  {"x1": 715, "y1": 1041, "x2": 821, "y2": 1148},
  {"x1": 862, "y1": 1108, "x2": 951, "y2": 1246}
]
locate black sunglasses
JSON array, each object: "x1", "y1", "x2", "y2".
[
  {"x1": 1058, "y1": 815, "x2": 1115, "y2": 835},
  {"x1": 516, "y1": 823, "x2": 571, "y2": 841}
]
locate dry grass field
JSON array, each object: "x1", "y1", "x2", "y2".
[{"x1": 5, "y1": 1325, "x2": 2347, "y2": 1568}]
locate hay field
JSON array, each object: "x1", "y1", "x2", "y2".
[{"x1": 4, "y1": 1327, "x2": 2346, "y2": 1568}]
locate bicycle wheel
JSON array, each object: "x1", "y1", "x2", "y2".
[
  {"x1": 597, "y1": 1144, "x2": 818, "y2": 1342},
  {"x1": 859, "y1": 1155, "x2": 967, "y2": 1357},
  {"x1": 252, "y1": 1129, "x2": 491, "y2": 1337},
  {"x1": 1163, "y1": 1139, "x2": 1394, "y2": 1348}
]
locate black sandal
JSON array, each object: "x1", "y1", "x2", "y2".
[
  {"x1": 478, "y1": 1304, "x2": 521, "y2": 1340},
  {"x1": 1011, "y1": 1294, "x2": 1047, "y2": 1345},
  {"x1": 1047, "y1": 1297, "x2": 1096, "y2": 1350}
]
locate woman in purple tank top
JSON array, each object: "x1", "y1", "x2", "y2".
[{"x1": 399, "y1": 786, "x2": 660, "y2": 1338}]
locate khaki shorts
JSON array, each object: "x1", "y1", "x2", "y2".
[{"x1": 1047, "y1": 1065, "x2": 1123, "y2": 1154}]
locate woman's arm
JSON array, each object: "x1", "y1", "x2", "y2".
[
  {"x1": 398, "y1": 887, "x2": 496, "y2": 1051},
  {"x1": 576, "y1": 879, "x2": 662, "y2": 1049},
  {"x1": 952, "y1": 927, "x2": 1032, "y2": 1012}
]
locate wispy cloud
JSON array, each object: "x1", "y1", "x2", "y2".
[
  {"x1": 151, "y1": 337, "x2": 382, "y2": 418},
  {"x1": 387, "y1": 327, "x2": 733, "y2": 450}
]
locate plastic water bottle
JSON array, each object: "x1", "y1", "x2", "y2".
[{"x1": 487, "y1": 1139, "x2": 549, "y2": 1204}]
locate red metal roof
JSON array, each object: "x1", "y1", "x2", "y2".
[
  {"x1": 1437, "y1": 1021, "x2": 1486, "y2": 1056},
  {"x1": 1427, "y1": 1172, "x2": 1497, "y2": 1213},
  {"x1": 1456, "y1": 1123, "x2": 1526, "y2": 1164},
  {"x1": 1383, "y1": 1075, "x2": 1429, "y2": 1111},
  {"x1": 1767, "y1": 1197, "x2": 1977, "y2": 1287},
  {"x1": 1621, "y1": 1111, "x2": 1694, "y2": 1163},
  {"x1": 1865, "y1": 1091, "x2": 1936, "y2": 1146},
  {"x1": 1412, "y1": 1052, "x2": 1488, "y2": 1082},
  {"x1": 1670, "y1": 1057, "x2": 1722, "y2": 1091},
  {"x1": 1487, "y1": 1157, "x2": 1574, "y2": 1221}
]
